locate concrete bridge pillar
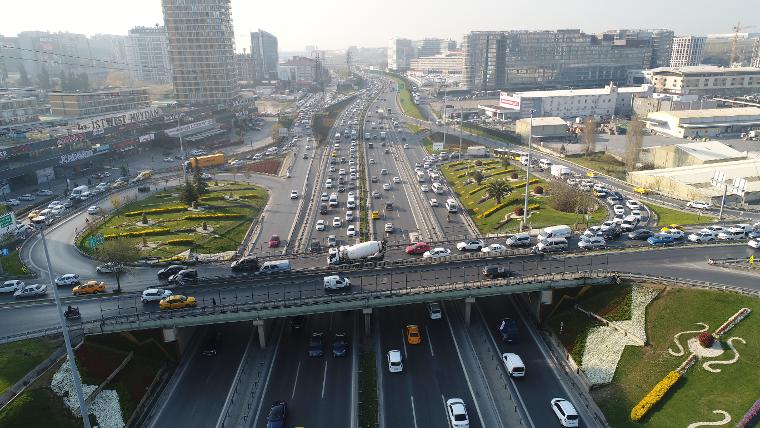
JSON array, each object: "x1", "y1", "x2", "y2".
[
  {"x1": 464, "y1": 297, "x2": 476, "y2": 325},
  {"x1": 362, "y1": 308, "x2": 373, "y2": 336},
  {"x1": 162, "y1": 328, "x2": 177, "y2": 343},
  {"x1": 253, "y1": 320, "x2": 266, "y2": 349}
]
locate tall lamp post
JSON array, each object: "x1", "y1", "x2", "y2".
[
  {"x1": 522, "y1": 109, "x2": 536, "y2": 229},
  {"x1": 40, "y1": 226, "x2": 91, "y2": 428}
]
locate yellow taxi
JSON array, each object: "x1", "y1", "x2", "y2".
[
  {"x1": 661, "y1": 224, "x2": 684, "y2": 232},
  {"x1": 405, "y1": 325, "x2": 422, "y2": 345},
  {"x1": 72, "y1": 280, "x2": 106, "y2": 295},
  {"x1": 586, "y1": 171, "x2": 597, "y2": 178},
  {"x1": 371, "y1": 210, "x2": 380, "y2": 220},
  {"x1": 159, "y1": 294, "x2": 197, "y2": 310},
  {"x1": 27, "y1": 210, "x2": 40, "y2": 220},
  {"x1": 331, "y1": 151, "x2": 337, "y2": 157},
  {"x1": 633, "y1": 187, "x2": 649, "y2": 195}
]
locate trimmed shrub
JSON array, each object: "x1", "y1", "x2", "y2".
[
  {"x1": 534, "y1": 186, "x2": 544, "y2": 195},
  {"x1": 468, "y1": 184, "x2": 488, "y2": 195},
  {"x1": 698, "y1": 331, "x2": 715, "y2": 348},
  {"x1": 183, "y1": 213, "x2": 244, "y2": 220},
  {"x1": 481, "y1": 202, "x2": 509, "y2": 218},
  {"x1": 514, "y1": 207, "x2": 525, "y2": 216},
  {"x1": 104, "y1": 228, "x2": 170, "y2": 239},
  {"x1": 165, "y1": 238, "x2": 194, "y2": 246},
  {"x1": 124, "y1": 205, "x2": 188, "y2": 217},
  {"x1": 474, "y1": 160, "x2": 483, "y2": 166},
  {"x1": 510, "y1": 172, "x2": 519, "y2": 179},
  {"x1": 528, "y1": 203, "x2": 540, "y2": 211}
]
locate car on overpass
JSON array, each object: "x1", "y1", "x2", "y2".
[
  {"x1": 266, "y1": 401, "x2": 287, "y2": 428},
  {"x1": 13, "y1": 284, "x2": 47, "y2": 299},
  {"x1": 456, "y1": 239, "x2": 484, "y2": 251},
  {"x1": 405, "y1": 242, "x2": 430, "y2": 255},
  {"x1": 141, "y1": 288, "x2": 172, "y2": 303},
  {"x1": 72, "y1": 281, "x2": 107, "y2": 295},
  {"x1": 159, "y1": 294, "x2": 197, "y2": 310},
  {"x1": 423, "y1": 247, "x2": 451, "y2": 258},
  {"x1": 158, "y1": 265, "x2": 188, "y2": 280},
  {"x1": 647, "y1": 233, "x2": 675, "y2": 245},
  {"x1": 268, "y1": 234, "x2": 281, "y2": 248},
  {"x1": 323, "y1": 275, "x2": 351, "y2": 291},
  {"x1": 54, "y1": 274, "x2": 80, "y2": 287},
  {"x1": 231, "y1": 256, "x2": 259, "y2": 272}
]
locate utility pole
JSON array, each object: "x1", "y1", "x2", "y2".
[
  {"x1": 41, "y1": 227, "x2": 91, "y2": 428},
  {"x1": 458, "y1": 105, "x2": 463, "y2": 160},
  {"x1": 523, "y1": 109, "x2": 536, "y2": 229}
]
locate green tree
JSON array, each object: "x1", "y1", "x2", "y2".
[
  {"x1": 582, "y1": 117, "x2": 597, "y2": 157},
  {"x1": 485, "y1": 179, "x2": 511, "y2": 204},
  {"x1": 94, "y1": 238, "x2": 140, "y2": 293},
  {"x1": 624, "y1": 118, "x2": 644, "y2": 172},
  {"x1": 180, "y1": 180, "x2": 198, "y2": 205},
  {"x1": 18, "y1": 64, "x2": 30, "y2": 87},
  {"x1": 470, "y1": 169, "x2": 485, "y2": 185},
  {"x1": 193, "y1": 166, "x2": 208, "y2": 195}
]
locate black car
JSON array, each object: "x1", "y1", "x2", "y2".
[
  {"x1": 602, "y1": 227, "x2": 622, "y2": 240},
  {"x1": 628, "y1": 229, "x2": 654, "y2": 240},
  {"x1": 231, "y1": 256, "x2": 259, "y2": 272},
  {"x1": 291, "y1": 315, "x2": 305, "y2": 330},
  {"x1": 266, "y1": 401, "x2": 287, "y2": 428},
  {"x1": 202, "y1": 330, "x2": 221, "y2": 356},
  {"x1": 308, "y1": 332, "x2": 325, "y2": 357},
  {"x1": 482, "y1": 265, "x2": 518, "y2": 279},
  {"x1": 332, "y1": 332, "x2": 349, "y2": 357},
  {"x1": 137, "y1": 185, "x2": 151, "y2": 193},
  {"x1": 157, "y1": 264, "x2": 187, "y2": 280},
  {"x1": 168, "y1": 269, "x2": 198, "y2": 284}
]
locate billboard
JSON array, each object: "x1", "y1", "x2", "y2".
[{"x1": 499, "y1": 93, "x2": 521, "y2": 110}]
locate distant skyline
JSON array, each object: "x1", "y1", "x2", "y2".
[{"x1": 1, "y1": 0, "x2": 759, "y2": 52}]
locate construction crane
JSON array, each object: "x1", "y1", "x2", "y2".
[{"x1": 730, "y1": 22, "x2": 756, "y2": 65}]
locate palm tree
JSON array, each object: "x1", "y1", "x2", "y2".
[{"x1": 485, "y1": 180, "x2": 511, "y2": 204}]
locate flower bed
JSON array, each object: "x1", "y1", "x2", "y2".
[
  {"x1": 165, "y1": 238, "x2": 194, "y2": 246},
  {"x1": 104, "y1": 228, "x2": 170, "y2": 240},
  {"x1": 481, "y1": 201, "x2": 510, "y2": 218},
  {"x1": 486, "y1": 169, "x2": 513, "y2": 178},
  {"x1": 630, "y1": 370, "x2": 681, "y2": 422},
  {"x1": 713, "y1": 307, "x2": 752, "y2": 337},
  {"x1": 738, "y1": 398, "x2": 760, "y2": 428},
  {"x1": 242, "y1": 158, "x2": 282, "y2": 175},
  {"x1": 182, "y1": 213, "x2": 244, "y2": 220},
  {"x1": 468, "y1": 184, "x2": 488, "y2": 195},
  {"x1": 124, "y1": 205, "x2": 187, "y2": 217},
  {"x1": 52, "y1": 360, "x2": 124, "y2": 427},
  {"x1": 237, "y1": 193, "x2": 262, "y2": 200}
]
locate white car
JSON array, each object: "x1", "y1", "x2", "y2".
[
  {"x1": 423, "y1": 247, "x2": 451, "y2": 258},
  {"x1": 748, "y1": 239, "x2": 760, "y2": 249},
  {"x1": 446, "y1": 398, "x2": 470, "y2": 428},
  {"x1": 687, "y1": 201, "x2": 711, "y2": 210},
  {"x1": 290, "y1": 190, "x2": 299, "y2": 199},
  {"x1": 428, "y1": 303, "x2": 442, "y2": 320},
  {"x1": 481, "y1": 243, "x2": 507, "y2": 253},
  {"x1": 613, "y1": 205, "x2": 625, "y2": 215},
  {"x1": 369, "y1": 158, "x2": 375, "y2": 164},
  {"x1": 347, "y1": 191, "x2": 355, "y2": 199},
  {"x1": 54, "y1": 274, "x2": 80, "y2": 286},
  {"x1": 380, "y1": 168, "x2": 388, "y2": 175},
  {"x1": 664, "y1": 228, "x2": 685, "y2": 240},
  {"x1": 688, "y1": 232, "x2": 714, "y2": 242},
  {"x1": 403, "y1": 144, "x2": 409, "y2": 149},
  {"x1": 19, "y1": 194, "x2": 35, "y2": 201},
  {"x1": 324, "y1": 275, "x2": 351, "y2": 290},
  {"x1": 599, "y1": 220, "x2": 616, "y2": 232},
  {"x1": 382, "y1": 183, "x2": 391, "y2": 191},
  {"x1": 578, "y1": 235, "x2": 606, "y2": 250},
  {"x1": 316, "y1": 220, "x2": 326, "y2": 231},
  {"x1": 37, "y1": 189, "x2": 53, "y2": 196},
  {"x1": 387, "y1": 350, "x2": 403, "y2": 373},
  {"x1": 350, "y1": 173, "x2": 357, "y2": 180},
  {"x1": 393, "y1": 177, "x2": 401, "y2": 183},
  {"x1": 625, "y1": 200, "x2": 641, "y2": 210},
  {"x1": 583, "y1": 226, "x2": 603, "y2": 237},
  {"x1": 0, "y1": 280, "x2": 24, "y2": 293},
  {"x1": 13, "y1": 284, "x2": 47, "y2": 299},
  {"x1": 345, "y1": 211, "x2": 354, "y2": 221},
  {"x1": 321, "y1": 192, "x2": 329, "y2": 201},
  {"x1": 87, "y1": 205, "x2": 101, "y2": 215},
  {"x1": 338, "y1": 168, "x2": 346, "y2": 175},
  {"x1": 4, "y1": 199, "x2": 20, "y2": 206},
  {"x1": 421, "y1": 185, "x2": 430, "y2": 192},
  {"x1": 456, "y1": 239, "x2": 484, "y2": 251},
  {"x1": 384, "y1": 223, "x2": 394, "y2": 233},
  {"x1": 699, "y1": 225, "x2": 725, "y2": 237},
  {"x1": 429, "y1": 199, "x2": 439, "y2": 207},
  {"x1": 347, "y1": 224, "x2": 357, "y2": 237},
  {"x1": 550, "y1": 398, "x2": 579, "y2": 427},
  {"x1": 141, "y1": 288, "x2": 172, "y2": 302},
  {"x1": 717, "y1": 227, "x2": 746, "y2": 240},
  {"x1": 332, "y1": 217, "x2": 343, "y2": 228},
  {"x1": 629, "y1": 209, "x2": 642, "y2": 220}
]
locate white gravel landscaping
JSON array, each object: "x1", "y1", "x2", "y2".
[
  {"x1": 580, "y1": 286, "x2": 659, "y2": 385},
  {"x1": 51, "y1": 359, "x2": 125, "y2": 428}
]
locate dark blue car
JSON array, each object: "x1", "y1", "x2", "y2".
[
  {"x1": 266, "y1": 401, "x2": 287, "y2": 428},
  {"x1": 647, "y1": 233, "x2": 675, "y2": 245},
  {"x1": 308, "y1": 332, "x2": 324, "y2": 357}
]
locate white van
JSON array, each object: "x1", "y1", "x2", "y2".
[
  {"x1": 501, "y1": 353, "x2": 525, "y2": 378},
  {"x1": 538, "y1": 159, "x2": 552, "y2": 170},
  {"x1": 538, "y1": 225, "x2": 572, "y2": 241},
  {"x1": 325, "y1": 178, "x2": 333, "y2": 188},
  {"x1": 70, "y1": 185, "x2": 90, "y2": 199},
  {"x1": 534, "y1": 237, "x2": 568, "y2": 253},
  {"x1": 329, "y1": 194, "x2": 339, "y2": 208},
  {"x1": 621, "y1": 216, "x2": 639, "y2": 231},
  {"x1": 431, "y1": 183, "x2": 444, "y2": 194},
  {"x1": 445, "y1": 198, "x2": 458, "y2": 213},
  {"x1": 258, "y1": 260, "x2": 291, "y2": 274},
  {"x1": 416, "y1": 171, "x2": 426, "y2": 183},
  {"x1": 346, "y1": 197, "x2": 356, "y2": 209}
]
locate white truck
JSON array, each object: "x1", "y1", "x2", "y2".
[
  {"x1": 380, "y1": 131, "x2": 386, "y2": 140},
  {"x1": 466, "y1": 146, "x2": 487, "y2": 158},
  {"x1": 327, "y1": 240, "x2": 385, "y2": 265},
  {"x1": 550, "y1": 164, "x2": 572, "y2": 178}
]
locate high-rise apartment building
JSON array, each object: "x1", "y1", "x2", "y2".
[
  {"x1": 670, "y1": 36, "x2": 705, "y2": 67},
  {"x1": 603, "y1": 29, "x2": 674, "y2": 68},
  {"x1": 162, "y1": 0, "x2": 238, "y2": 105},
  {"x1": 251, "y1": 30, "x2": 279, "y2": 81},
  {"x1": 463, "y1": 30, "x2": 651, "y2": 91},
  {"x1": 236, "y1": 53, "x2": 256, "y2": 82},
  {"x1": 388, "y1": 38, "x2": 415, "y2": 71},
  {"x1": 126, "y1": 26, "x2": 171, "y2": 84},
  {"x1": 752, "y1": 39, "x2": 760, "y2": 68}
]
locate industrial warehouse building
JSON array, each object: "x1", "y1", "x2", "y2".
[
  {"x1": 644, "y1": 140, "x2": 746, "y2": 169},
  {"x1": 515, "y1": 117, "x2": 570, "y2": 142},
  {"x1": 644, "y1": 107, "x2": 760, "y2": 138},
  {"x1": 628, "y1": 158, "x2": 760, "y2": 205}
]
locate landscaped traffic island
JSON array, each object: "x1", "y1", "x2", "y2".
[
  {"x1": 78, "y1": 181, "x2": 268, "y2": 259},
  {"x1": 440, "y1": 159, "x2": 607, "y2": 233}
]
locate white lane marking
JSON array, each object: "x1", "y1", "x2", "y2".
[
  {"x1": 425, "y1": 325, "x2": 435, "y2": 357},
  {"x1": 401, "y1": 327, "x2": 408, "y2": 358},
  {"x1": 321, "y1": 359, "x2": 329, "y2": 398},
  {"x1": 410, "y1": 395, "x2": 419, "y2": 428},
  {"x1": 291, "y1": 361, "x2": 301, "y2": 399}
]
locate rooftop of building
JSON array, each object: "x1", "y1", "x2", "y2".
[
  {"x1": 655, "y1": 140, "x2": 746, "y2": 162},
  {"x1": 49, "y1": 87, "x2": 149, "y2": 96},
  {"x1": 647, "y1": 65, "x2": 760, "y2": 75},
  {"x1": 629, "y1": 158, "x2": 760, "y2": 194},
  {"x1": 648, "y1": 107, "x2": 760, "y2": 120},
  {"x1": 510, "y1": 84, "x2": 649, "y2": 98},
  {"x1": 516, "y1": 116, "x2": 567, "y2": 127},
  {"x1": 280, "y1": 56, "x2": 315, "y2": 66}
]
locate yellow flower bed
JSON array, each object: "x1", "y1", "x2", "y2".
[
  {"x1": 124, "y1": 205, "x2": 187, "y2": 217},
  {"x1": 183, "y1": 213, "x2": 244, "y2": 220},
  {"x1": 486, "y1": 169, "x2": 513, "y2": 178},
  {"x1": 630, "y1": 371, "x2": 681, "y2": 422},
  {"x1": 104, "y1": 228, "x2": 170, "y2": 239},
  {"x1": 528, "y1": 203, "x2": 540, "y2": 211},
  {"x1": 165, "y1": 238, "x2": 194, "y2": 245},
  {"x1": 480, "y1": 202, "x2": 510, "y2": 218},
  {"x1": 238, "y1": 193, "x2": 262, "y2": 200},
  {"x1": 469, "y1": 184, "x2": 488, "y2": 195}
]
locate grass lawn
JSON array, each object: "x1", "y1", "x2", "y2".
[
  {"x1": 358, "y1": 348, "x2": 378, "y2": 428},
  {"x1": 381, "y1": 73, "x2": 425, "y2": 121},
  {"x1": 79, "y1": 181, "x2": 267, "y2": 258},
  {"x1": 406, "y1": 123, "x2": 426, "y2": 134},
  {"x1": 591, "y1": 287, "x2": 760, "y2": 428},
  {"x1": 567, "y1": 152, "x2": 627, "y2": 180},
  {"x1": 0, "y1": 250, "x2": 30, "y2": 276},
  {"x1": 421, "y1": 132, "x2": 482, "y2": 154},
  {"x1": 0, "y1": 387, "x2": 82, "y2": 427},
  {"x1": 647, "y1": 203, "x2": 715, "y2": 226},
  {"x1": 0, "y1": 336, "x2": 61, "y2": 395},
  {"x1": 441, "y1": 160, "x2": 607, "y2": 234},
  {"x1": 461, "y1": 123, "x2": 522, "y2": 145}
]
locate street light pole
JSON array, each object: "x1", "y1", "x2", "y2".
[
  {"x1": 523, "y1": 109, "x2": 536, "y2": 229},
  {"x1": 40, "y1": 227, "x2": 91, "y2": 428}
]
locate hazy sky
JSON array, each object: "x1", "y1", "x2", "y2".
[{"x1": 2, "y1": 0, "x2": 759, "y2": 52}]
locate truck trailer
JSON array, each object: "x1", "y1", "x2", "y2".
[
  {"x1": 185, "y1": 154, "x2": 225, "y2": 171},
  {"x1": 327, "y1": 240, "x2": 385, "y2": 265}
]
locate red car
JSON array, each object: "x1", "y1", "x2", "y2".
[
  {"x1": 405, "y1": 242, "x2": 431, "y2": 255},
  {"x1": 268, "y1": 234, "x2": 281, "y2": 248}
]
